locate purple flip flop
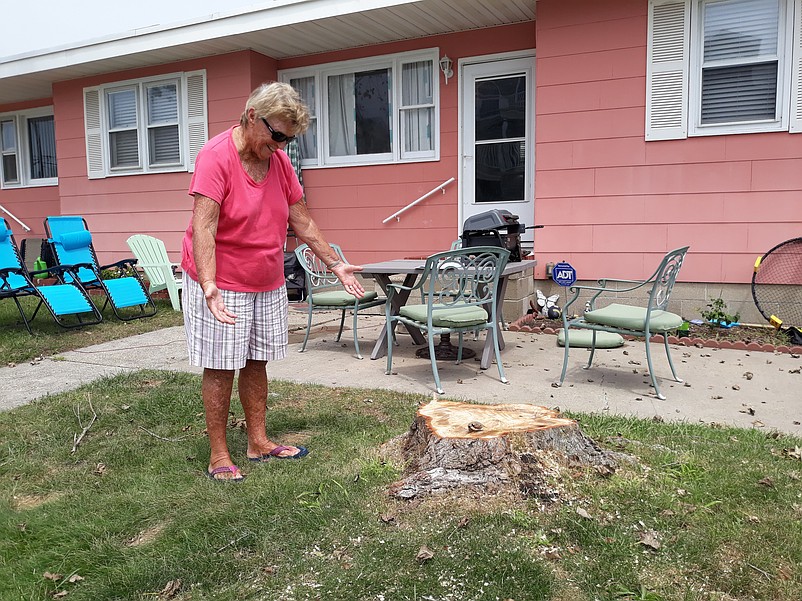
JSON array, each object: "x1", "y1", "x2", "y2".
[{"x1": 206, "y1": 465, "x2": 246, "y2": 482}]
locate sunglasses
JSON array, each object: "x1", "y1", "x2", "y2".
[{"x1": 260, "y1": 117, "x2": 296, "y2": 143}]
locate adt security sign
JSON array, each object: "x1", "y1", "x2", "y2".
[{"x1": 552, "y1": 261, "x2": 576, "y2": 287}]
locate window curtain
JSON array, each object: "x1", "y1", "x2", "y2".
[
  {"x1": 27, "y1": 116, "x2": 57, "y2": 179},
  {"x1": 291, "y1": 76, "x2": 317, "y2": 160},
  {"x1": 401, "y1": 61, "x2": 433, "y2": 152},
  {"x1": 328, "y1": 73, "x2": 356, "y2": 156}
]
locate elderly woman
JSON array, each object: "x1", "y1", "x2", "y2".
[{"x1": 181, "y1": 82, "x2": 365, "y2": 482}]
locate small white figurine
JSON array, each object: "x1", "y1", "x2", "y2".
[{"x1": 536, "y1": 289, "x2": 561, "y2": 319}]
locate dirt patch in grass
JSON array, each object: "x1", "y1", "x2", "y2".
[
  {"x1": 125, "y1": 522, "x2": 167, "y2": 547},
  {"x1": 11, "y1": 491, "x2": 65, "y2": 511}
]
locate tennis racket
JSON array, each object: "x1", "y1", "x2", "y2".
[{"x1": 751, "y1": 237, "x2": 802, "y2": 343}]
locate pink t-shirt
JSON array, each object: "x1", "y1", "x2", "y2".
[{"x1": 181, "y1": 126, "x2": 303, "y2": 292}]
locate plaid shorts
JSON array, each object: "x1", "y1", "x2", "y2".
[{"x1": 183, "y1": 273, "x2": 288, "y2": 370}]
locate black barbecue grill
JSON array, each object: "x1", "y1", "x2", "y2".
[{"x1": 461, "y1": 209, "x2": 541, "y2": 262}]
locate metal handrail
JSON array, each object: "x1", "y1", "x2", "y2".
[
  {"x1": 382, "y1": 177, "x2": 455, "y2": 224},
  {"x1": 0, "y1": 203, "x2": 31, "y2": 231}
]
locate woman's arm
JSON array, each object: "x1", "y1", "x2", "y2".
[
  {"x1": 288, "y1": 201, "x2": 365, "y2": 298},
  {"x1": 192, "y1": 194, "x2": 237, "y2": 323}
]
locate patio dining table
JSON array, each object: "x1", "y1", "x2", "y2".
[{"x1": 359, "y1": 258, "x2": 536, "y2": 370}]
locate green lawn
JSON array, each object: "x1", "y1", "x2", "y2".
[
  {"x1": 0, "y1": 295, "x2": 184, "y2": 364},
  {"x1": 1, "y1": 372, "x2": 800, "y2": 600}
]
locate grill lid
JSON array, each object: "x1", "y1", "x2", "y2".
[{"x1": 462, "y1": 209, "x2": 520, "y2": 232}]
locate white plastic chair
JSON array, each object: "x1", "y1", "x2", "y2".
[{"x1": 126, "y1": 234, "x2": 182, "y2": 311}]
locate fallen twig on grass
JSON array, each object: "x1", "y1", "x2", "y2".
[
  {"x1": 71, "y1": 394, "x2": 97, "y2": 454},
  {"x1": 747, "y1": 562, "x2": 772, "y2": 581},
  {"x1": 216, "y1": 530, "x2": 252, "y2": 553}
]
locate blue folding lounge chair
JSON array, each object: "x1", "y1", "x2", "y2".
[
  {"x1": 44, "y1": 216, "x2": 157, "y2": 321},
  {"x1": 0, "y1": 219, "x2": 102, "y2": 333}
]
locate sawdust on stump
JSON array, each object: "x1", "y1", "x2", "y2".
[{"x1": 385, "y1": 399, "x2": 623, "y2": 501}]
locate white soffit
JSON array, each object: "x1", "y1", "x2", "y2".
[{"x1": 0, "y1": 0, "x2": 535, "y2": 104}]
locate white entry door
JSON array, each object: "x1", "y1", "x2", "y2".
[{"x1": 461, "y1": 55, "x2": 535, "y2": 242}]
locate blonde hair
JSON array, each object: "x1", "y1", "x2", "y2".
[{"x1": 240, "y1": 81, "x2": 310, "y2": 133}]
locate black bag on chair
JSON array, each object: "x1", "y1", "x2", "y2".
[{"x1": 284, "y1": 251, "x2": 307, "y2": 301}]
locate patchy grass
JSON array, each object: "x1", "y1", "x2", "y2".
[
  {"x1": 0, "y1": 295, "x2": 183, "y2": 364},
  {"x1": 0, "y1": 373, "x2": 800, "y2": 600}
]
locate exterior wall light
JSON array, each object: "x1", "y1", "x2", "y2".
[{"x1": 439, "y1": 55, "x2": 454, "y2": 84}]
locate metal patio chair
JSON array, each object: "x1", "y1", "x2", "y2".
[
  {"x1": 385, "y1": 245, "x2": 510, "y2": 394},
  {"x1": 294, "y1": 243, "x2": 386, "y2": 359},
  {"x1": 556, "y1": 246, "x2": 690, "y2": 399}
]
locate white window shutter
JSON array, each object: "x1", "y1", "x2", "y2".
[
  {"x1": 646, "y1": 0, "x2": 691, "y2": 140},
  {"x1": 183, "y1": 70, "x2": 208, "y2": 172},
  {"x1": 84, "y1": 88, "x2": 106, "y2": 178},
  {"x1": 790, "y1": 0, "x2": 802, "y2": 132}
]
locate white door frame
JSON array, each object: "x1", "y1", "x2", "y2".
[{"x1": 458, "y1": 50, "x2": 536, "y2": 242}]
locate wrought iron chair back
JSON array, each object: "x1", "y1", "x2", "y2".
[
  {"x1": 294, "y1": 243, "x2": 386, "y2": 359},
  {"x1": 385, "y1": 245, "x2": 510, "y2": 394}
]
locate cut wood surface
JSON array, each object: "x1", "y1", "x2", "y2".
[
  {"x1": 417, "y1": 399, "x2": 576, "y2": 439},
  {"x1": 387, "y1": 398, "x2": 625, "y2": 500}
]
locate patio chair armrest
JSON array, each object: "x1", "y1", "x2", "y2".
[
  {"x1": 595, "y1": 277, "x2": 649, "y2": 291},
  {"x1": 29, "y1": 264, "x2": 75, "y2": 278},
  {"x1": 0, "y1": 266, "x2": 25, "y2": 278},
  {"x1": 386, "y1": 282, "x2": 418, "y2": 293},
  {"x1": 99, "y1": 257, "x2": 139, "y2": 271},
  {"x1": 59, "y1": 262, "x2": 96, "y2": 273}
]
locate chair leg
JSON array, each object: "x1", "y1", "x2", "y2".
[
  {"x1": 644, "y1": 335, "x2": 665, "y2": 400},
  {"x1": 385, "y1": 315, "x2": 395, "y2": 375},
  {"x1": 12, "y1": 297, "x2": 33, "y2": 334},
  {"x1": 300, "y1": 304, "x2": 314, "y2": 352},
  {"x1": 491, "y1": 325, "x2": 509, "y2": 385},
  {"x1": 352, "y1": 307, "x2": 363, "y2": 360},
  {"x1": 456, "y1": 332, "x2": 464, "y2": 364},
  {"x1": 584, "y1": 331, "x2": 598, "y2": 369},
  {"x1": 558, "y1": 325, "x2": 571, "y2": 387},
  {"x1": 428, "y1": 335, "x2": 444, "y2": 395},
  {"x1": 335, "y1": 309, "x2": 346, "y2": 342},
  {"x1": 663, "y1": 334, "x2": 683, "y2": 383}
]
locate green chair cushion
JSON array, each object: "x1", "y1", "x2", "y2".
[
  {"x1": 400, "y1": 303, "x2": 488, "y2": 328},
  {"x1": 583, "y1": 303, "x2": 683, "y2": 333},
  {"x1": 311, "y1": 290, "x2": 379, "y2": 307},
  {"x1": 557, "y1": 329, "x2": 625, "y2": 348}
]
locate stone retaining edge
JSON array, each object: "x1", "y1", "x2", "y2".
[{"x1": 508, "y1": 321, "x2": 802, "y2": 355}]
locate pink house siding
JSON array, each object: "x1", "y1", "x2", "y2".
[{"x1": 535, "y1": 0, "x2": 802, "y2": 284}]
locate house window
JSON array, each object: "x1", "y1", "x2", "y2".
[
  {"x1": 83, "y1": 70, "x2": 207, "y2": 178},
  {"x1": 280, "y1": 49, "x2": 438, "y2": 167},
  {"x1": 645, "y1": 0, "x2": 797, "y2": 139},
  {"x1": 0, "y1": 108, "x2": 57, "y2": 189}
]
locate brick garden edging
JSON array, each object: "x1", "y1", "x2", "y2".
[{"x1": 508, "y1": 317, "x2": 802, "y2": 355}]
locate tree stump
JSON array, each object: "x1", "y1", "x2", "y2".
[{"x1": 387, "y1": 399, "x2": 623, "y2": 500}]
